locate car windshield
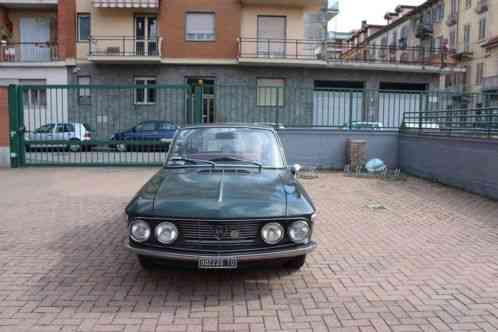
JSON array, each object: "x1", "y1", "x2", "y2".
[{"x1": 167, "y1": 127, "x2": 285, "y2": 168}]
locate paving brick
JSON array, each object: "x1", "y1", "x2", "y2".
[{"x1": 0, "y1": 169, "x2": 497, "y2": 332}]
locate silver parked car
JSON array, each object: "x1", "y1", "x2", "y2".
[{"x1": 25, "y1": 123, "x2": 94, "y2": 152}]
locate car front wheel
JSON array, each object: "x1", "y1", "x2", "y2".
[{"x1": 284, "y1": 255, "x2": 306, "y2": 270}]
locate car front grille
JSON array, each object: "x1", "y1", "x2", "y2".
[
  {"x1": 178, "y1": 220, "x2": 260, "y2": 244},
  {"x1": 137, "y1": 218, "x2": 301, "y2": 250}
]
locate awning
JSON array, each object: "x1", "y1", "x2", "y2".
[{"x1": 93, "y1": 0, "x2": 158, "y2": 8}]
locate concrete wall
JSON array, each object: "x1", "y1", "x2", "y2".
[
  {"x1": 399, "y1": 134, "x2": 498, "y2": 200},
  {"x1": 279, "y1": 129, "x2": 399, "y2": 169}
]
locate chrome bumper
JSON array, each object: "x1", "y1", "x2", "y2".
[{"x1": 125, "y1": 241, "x2": 317, "y2": 262}]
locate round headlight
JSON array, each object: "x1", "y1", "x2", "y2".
[
  {"x1": 154, "y1": 222, "x2": 179, "y2": 244},
  {"x1": 261, "y1": 222, "x2": 284, "y2": 245},
  {"x1": 130, "y1": 220, "x2": 151, "y2": 243},
  {"x1": 288, "y1": 220, "x2": 311, "y2": 244}
]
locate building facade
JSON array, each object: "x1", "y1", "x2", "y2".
[
  {"x1": 1, "y1": 0, "x2": 458, "y2": 166},
  {"x1": 349, "y1": 0, "x2": 498, "y2": 96}
]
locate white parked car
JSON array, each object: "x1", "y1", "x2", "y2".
[{"x1": 25, "y1": 122, "x2": 94, "y2": 152}]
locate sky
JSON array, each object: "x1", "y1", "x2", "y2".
[{"x1": 330, "y1": 0, "x2": 425, "y2": 33}]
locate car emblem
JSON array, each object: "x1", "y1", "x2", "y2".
[{"x1": 214, "y1": 225, "x2": 226, "y2": 240}]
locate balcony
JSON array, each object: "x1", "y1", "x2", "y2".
[
  {"x1": 88, "y1": 36, "x2": 163, "y2": 63},
  {"x1": 238, "y1": 38, "x2": 326, "y2": 65},
  {"x1": 0, "y1": 41, "x2": 58, "y2": 63},
  {"x1": 240, "y1": 0, "x2": 325, "y2": 6},
  {"x1": 482, "y1": 75, "x2": 498, "y2": 91},
  {"x1": 446, "y1": 13, "x2": 458, "y2": 26},
  {"x1": 0, "y1": 0, "x2": 57, "y2": 7},
  {"x1": 475, "y1": 0, "x2": 488, "y2": 13},
  {"x1": 238, "y1": 38, "x2": 453, "y2": 69}
]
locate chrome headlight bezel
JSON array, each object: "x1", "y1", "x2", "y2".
[
  {"x1": 261, "y1": 222, "x2": 285, "y2": 245},
  {"x1": 129, "y1": 220, "x2": 151, "y2": 243},
  {"x1": 154, "y1": 222, "x2": 179, "y2": 245},
  {"x1": 288, "y1": 220, "x2": 311, "y2": 244}
]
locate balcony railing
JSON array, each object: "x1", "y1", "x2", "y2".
[
  {"x1": 238, "y1": 37, "x2": 452, "y2": 67},
  {"x1": 89, "y1": 36, "x2": 163, "y2": 57},
  {"x1": 482, "y1": 75, "x2": 498, "y2": 91},
  {"x1": 238, "y1": 38, "x2": 325, "y2": 61},
  {"x1": 0, "y1": 42, "x2": 58, "y2": 63}
]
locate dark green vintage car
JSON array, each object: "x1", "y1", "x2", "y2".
[{"x1": 125, "y1": 124, "x2": 317, "y2": 270}]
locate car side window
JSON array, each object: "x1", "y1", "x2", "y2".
[
  {"x1": 158, "y1": 122, "x2": 175, "y2": 130},
  {"x1": 35, "y1": 124, "x2": 54, "y2": 133},
  {"x1": 56, "y1": 124, "x2": 74, "y2": 133},
  {"x1": 135, "y1": 122, "x2": 156, "y2": 131}
]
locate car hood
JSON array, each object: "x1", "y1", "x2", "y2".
[{"x1": 126, "y1": 167, "x2": 314, "y2": 219}]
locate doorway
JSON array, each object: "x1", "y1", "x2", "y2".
[
  {"x1": 135, "y1": 15, "x2": 158, "y2": 56},
  {"x1": 187, "y1": 78, "x2": 216, "y2": 124}
]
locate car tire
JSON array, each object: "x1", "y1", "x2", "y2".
[
  {"x1": 284, "y1": 255, "x2": 306, "y2": 270},
  {"x1": 68, "y1": 140, "x2": 81, "y2": 152},
  {"x1": 116, "y1": 143, "x2": 128, "y2": 152},
  {"x1": 137, "y1": 255, "x2": 156, "y2": 270}
]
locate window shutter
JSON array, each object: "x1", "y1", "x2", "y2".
[{"x1": 257, "y1": 16, "x2": 286, "y2": 39}]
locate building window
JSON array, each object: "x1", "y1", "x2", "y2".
[
  {"x1": 450, "y1": 0, "x2": 458, "y2": 15},
  {"x1": 478, "y1": 17, "x2": 486, "y2": 40},
  {"x1": 185, "y1": 13, "x2": 215, "y2": 41},
  {"x1": 465, "y1": 0, "x2": 472, "y2": 9},
  {"x1": 476, "y1": 63, "x2": 484, "y2": 85},
  {"x1": 20, "y1": 80, "x2": 46, "y2": 109},
  {"x1": 465, "y1": 65, "x2": 472, "y2": 85},
  {"x1": 134, "y1": 77, "x2": 156, "y2": 104},
  {"x1": 463, "y1": 25, "x2": 471, "y2": 52},
  {"x1": 256, "y1": 79, "x2": 285, "y2": 107},
  {"x1": 257, "y1": 16, "x2": 287, "y2": 57},
  {"x1": 77, "y1": 14, "x2": 90, "y2": 41},
  {"x1": 77, "y1": 76, "x2": 91, "y2": 105},
  {"x1": 449, "y1": 29, "x2": 456, "y2": 50}
]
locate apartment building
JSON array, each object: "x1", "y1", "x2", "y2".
[
  {"x1": 350, "y1": 0, "x2": 498, "y2": 96},
  {"x1": 0, "y1": 0, "x2": 72, "y2": 86}
]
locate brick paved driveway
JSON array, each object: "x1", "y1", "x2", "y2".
[{"x1": 1, "y1": 168, "x2": 498, "y2": 332}]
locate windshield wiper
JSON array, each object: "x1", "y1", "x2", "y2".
[
  {"x1": 209, "y1": 156, "x2": 263, "y2": 169},
  {"x1": 167, "y1": 157, "x2": 216, "y2": 167}
]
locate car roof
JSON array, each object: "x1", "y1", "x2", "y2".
[{"x1": 180, "y1": 123, "x2": 278, "y2": 131}]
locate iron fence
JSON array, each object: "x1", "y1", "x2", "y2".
[
  {"x1": 8, "y1": 83, "x2": 498, "y2": 167},
  {"x1": 402, "y1": 107, "x2": 498, "y2": 138}
]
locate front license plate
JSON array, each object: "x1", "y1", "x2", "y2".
[{"x1": 198, "y1": 256, "x2": 238, "y2": 269}]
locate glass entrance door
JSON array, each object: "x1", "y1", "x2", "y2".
[{"x1": 187, "y1": 79, "x2": 216, "y2": 124}]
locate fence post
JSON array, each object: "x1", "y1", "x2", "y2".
[
  {"x1": 275, "y1": 87, "x2": 280, "y2": 125},
  {"x1": 193, "y1": 82, "x2": 203, "y2": 124},
  {"x1": 8, "y1": 85, "x2": 25, "y2": 168},
  {"x1": 418, "y1": 92, "x2": 424, "y2": 132},
  {"x1": 349, "y1": 91, "x2": 353, "y2": 130}
]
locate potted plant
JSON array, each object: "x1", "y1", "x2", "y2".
[{"x1": 0, "y1": 24, "x2": 13, "y2": 42}]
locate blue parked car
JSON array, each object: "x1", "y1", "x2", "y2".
[{"x1": 110, "y1": 121, "x2": 178, "y2": 152}]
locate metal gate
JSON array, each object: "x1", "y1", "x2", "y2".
[
  {"x1": 9, "y1": 83, "x2": 199, "y2": 167},
  {"x1": 9, "y1": 83, "x2": 477, "y2": 167}
]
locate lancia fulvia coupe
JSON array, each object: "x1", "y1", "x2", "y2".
[{"x1": 125, "y1": 124, "x2": 317, "y2": 270}]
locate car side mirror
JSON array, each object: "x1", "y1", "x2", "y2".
[{"x1": 290, "y1": 164, "x2": 301, "y2": 177}]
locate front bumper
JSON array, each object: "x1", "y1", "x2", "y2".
[{"x1": 125, "y1": 241, "x2": 317, "y2": 262}]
